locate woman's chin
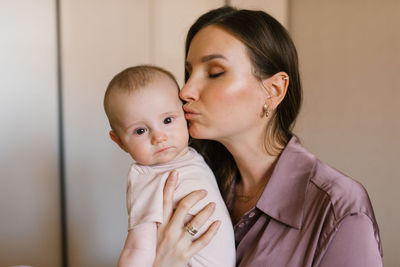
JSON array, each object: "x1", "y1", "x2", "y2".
[{"x1": 189, "y1": 125, "x2": 208, "y2": 140}]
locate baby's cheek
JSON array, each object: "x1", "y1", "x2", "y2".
[{"x1": 131, "y1": 145, "x2": 151, "y2": 165}]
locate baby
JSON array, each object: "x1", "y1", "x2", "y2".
[{"x1": 104, "y1": 65, "x2": 235, "y2": 267}]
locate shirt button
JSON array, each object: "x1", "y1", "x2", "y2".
[
  {"x1": 238, "y1": 222, "x2": 245, "y2": 228},
  {"x1": 249, "y1": 212, "x2": 255, "y2": 218}
]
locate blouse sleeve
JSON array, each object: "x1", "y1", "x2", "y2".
[{"x1": 318, "y1": 213, "x2": 383, "y2": 267}]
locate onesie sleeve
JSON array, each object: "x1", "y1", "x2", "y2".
[
  {"x1": 126, "y1": 164, "x2": 168, "y2": 230},
  {"x1": 318, "y1": 213, "x2": 383, "y2": 267}
]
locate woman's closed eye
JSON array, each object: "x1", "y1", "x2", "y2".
[
  {"x1": 208, "y1": 66, "x2": 225, "y2": 78},
  {"x1": 209, "y1": 71, "x2": 224, "y2": 78},
  {"x1": 185, "y1": 69, "x2": 191, "y2": 80}
]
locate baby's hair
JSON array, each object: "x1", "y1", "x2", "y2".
[{"x1": 104, "y1": 65, "x2": 179, "y2": 129}]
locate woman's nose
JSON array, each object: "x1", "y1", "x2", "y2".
[
  {"x1": 179, "y1": 78, "x2": 199, "y2": 102},
  {"x1": 151, "y1": 131, "x2": 167, "y2": 145}
]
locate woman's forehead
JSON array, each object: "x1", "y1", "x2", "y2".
[{"x1": 186, "y1": 25, "x2": 247, "y2": 63}]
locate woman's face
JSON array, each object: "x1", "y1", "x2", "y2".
[{"x1": 180, "y1": 25, "x2": 267, "y2": 143}]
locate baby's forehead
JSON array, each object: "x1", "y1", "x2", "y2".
[
  {"x1": 138, "y1": 76, "x2": 180, "y2": 96},
  {"x1": 118, "y1": 78, "x2": 182, "y2": 108},
  {"x1": 150, "y1": 73, "x2": 180, "y2": 90}
]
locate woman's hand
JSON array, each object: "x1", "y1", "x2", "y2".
[{"x1": 153, "y1": 170, "x2": 221, "y2": 267}]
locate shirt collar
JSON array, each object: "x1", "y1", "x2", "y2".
[{"x1": 256, "y1": 136, "x2": 316, "y2": 229}]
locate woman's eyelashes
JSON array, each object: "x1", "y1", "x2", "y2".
[
  {"x1": 209, "y1": 71, "x2": 224, "y2": 78},
  {"x1": 185, "y1": 70, "x2": 191, "y2": 79},
  {"x1": 185, "y1": 64, "x2": 224, "y2": 79}
]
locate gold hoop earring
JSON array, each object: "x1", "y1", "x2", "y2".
[{"x1": 263, "y1": 103, "x2": 270, "y2": 117}]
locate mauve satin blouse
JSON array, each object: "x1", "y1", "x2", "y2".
[{"x1": 226, "y1": 136, "x2": 383, "y2": 267}]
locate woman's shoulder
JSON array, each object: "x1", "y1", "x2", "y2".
[
  {"x1": 308, "y1": 158, "x2": 374, "y2": 221},
  {"x1": 305, "y1": 158, "x2": 382, "y2": 262},
  {"x1": 284, "y1": 136, "x2": 373, "y2": 219}
]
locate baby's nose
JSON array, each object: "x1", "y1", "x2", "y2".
[{"x1": 151, "y1": 131, "x2": 167, "y2": 145}]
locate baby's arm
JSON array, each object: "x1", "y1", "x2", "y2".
[{"x1": 118, "y1": 222, "x2": 157, "y2": 267}]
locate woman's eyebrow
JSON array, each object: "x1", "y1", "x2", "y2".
[
  {"x1": 185, "y1": 54, "x2": 227, "y2": 69},
  {"x1": 201, "y1": 54, "x2": 227, "y2": 62}
]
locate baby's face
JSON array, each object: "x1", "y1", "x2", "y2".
[{"x1": 111, "y1": 77, "x2": 189, "y2": 165}]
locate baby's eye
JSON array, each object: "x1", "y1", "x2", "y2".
[
  {"x1": 163, "y1": 117, "x2": 174, "y2": 124},
  {"x1": 135, "y1": 128, "x2": 147, "y2": 135}
]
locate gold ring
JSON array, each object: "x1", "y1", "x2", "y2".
[{"x1": 185, "y1": 223, "x2": 198, "y2": 236}]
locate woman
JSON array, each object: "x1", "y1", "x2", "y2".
[{"x1": 153, "y1": 6, "x2": 383, "y2": 266}]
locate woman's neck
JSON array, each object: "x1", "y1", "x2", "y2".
[{"x1": 219, "y1": 134, "x2": 279, "y2": 195}]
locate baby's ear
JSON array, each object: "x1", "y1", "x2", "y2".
[{"x1": 109, "y1": 130, "x2": 127, "y2": 152}]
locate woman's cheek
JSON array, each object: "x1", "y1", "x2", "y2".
[
  {"x1": 211, "y1": 83, "x2": 249, "y2": 115},
  {"x1": 204, "y1": 80, "x2": 237, "y2": 107}
]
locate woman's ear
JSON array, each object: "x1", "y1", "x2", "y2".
[
  {"x1": 262, "y1": 72, "x2": 289, "y2": 110},
  {"x1": 109, "y1": 130, "x2": 128, "y2": 152}
]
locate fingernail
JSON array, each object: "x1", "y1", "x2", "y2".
[
  {"x1": 209, "y1": 202, "x2": 216, "y2": 209},
  {"x1": 200, "y1": 189, "x2": 208, "y2": 196},
  {"x1": 215, "y1": 220, "x2": 221, "y2": 228}
]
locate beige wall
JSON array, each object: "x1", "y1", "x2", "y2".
[
  {"x1": 0, "y1": 1, "x2": 61, "y2": 266},
  {"x1": 290, "y1": 1, "x2": 400, "y2": 266}
]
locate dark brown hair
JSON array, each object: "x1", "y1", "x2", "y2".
[{"x1": 185, "y1": 6, "x2": 302, "y2": 198}]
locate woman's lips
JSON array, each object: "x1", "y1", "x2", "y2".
[
  {"x1": 183, "y1": 106, "x2": 200, "y2": 119},
  {"x1": 184, "y1": 113, "x2": 199, "y2": 120}
]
